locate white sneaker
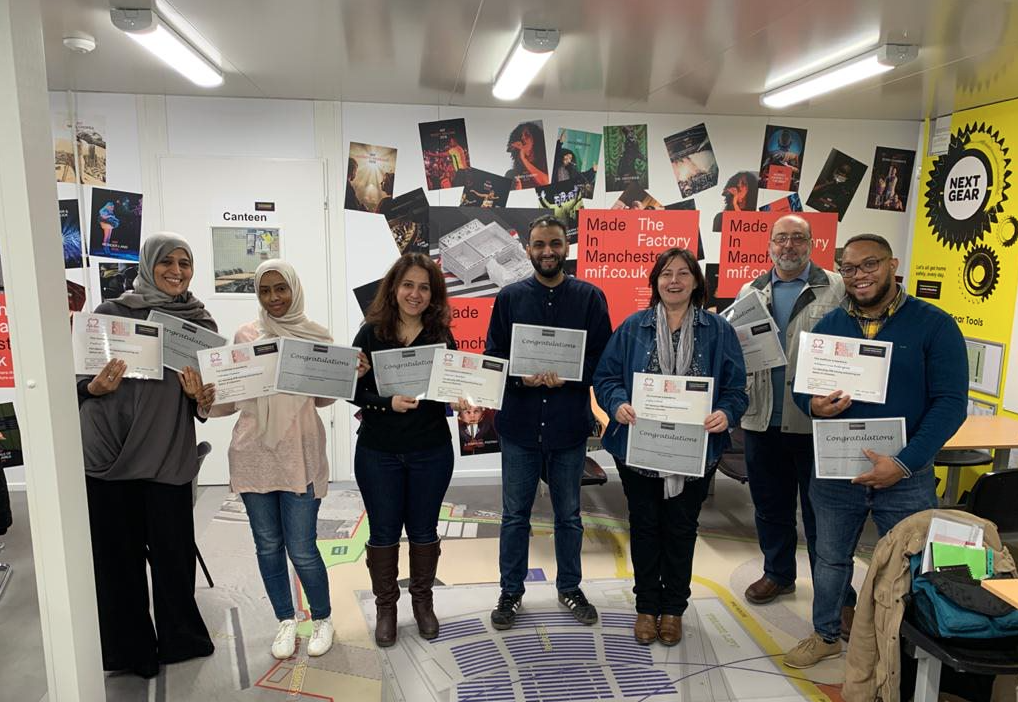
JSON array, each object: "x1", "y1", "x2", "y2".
[
  {"x1": 307, "y1": 617, "x2": 335, "y2": 657},
  {"x1": 271, "y1": 618, "x2": 298, "y2": 659}
]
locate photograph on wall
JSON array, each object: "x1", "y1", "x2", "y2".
[
  {"x1": 758, "y1": 125, "x2": 807, "y2": 191},
  {"x1": 0, "y1": 402, "x2": 22, "y2": 469},
  {"x1": 53, "y1": 115, "x2": 77, "y2": 184},
  {"x1": 66, "y1": 280, "x2": 87, "y2": 314},
  {"x1": 58, "y1": 199, "x2": 84, "y2": 268},
  {"x1": 75, "y1": 118, "x2": 107, "y2": 186},
  {"x1": 867, "y1": 146, "x2": 915, "y2": 212},
  {"x1": 536, "y1": 179, "x2": 585, "y2": 243},
  {"x1": 665, "y1": 198, "x2": 705, "y2": 261},
  {"x1": 419, "y1": 117, "x2": 470, "y2": 190},
  {"x1": 458, "y1": 406, "x2": 500, "y2": 456},
  {"x1": 88, "y1": 188, "x2": 142, "y2": 261},
  {"x1": 345, "y1": 142, "x2": 397, "y2": 213},
  {"x1": 759, "y1": 192, "x2": 804, "y2": 213},
  {"x1": 211, "y1": 227, "x2": 281, "y2": 294},
  {"x1": 664, "y1": 122, "x2": 719, "y2": 198},
  {"x1": 99, "y1": 262, "x2": 138, "y2": 301},
  {"x1": 384, "y1": 188, "x2": 430, "y2": 254},
  {"x1": 806, "y1": 148, "x2": 868, "y2": 221},
  {"x1": 552, "y1": 128, "x2": 601, "y2": 198},
  {"x1": 0, "y1": 292, "x2": 11, "y2": 388},
  {"x1": 603, "y1": 124, "x2": 648, "y2": 191},
  {"x1": 455, "y1": 168, "x2": 512, "y2": 208},
  {"x1": 504, "y1": 120, "x2": 550, "y2": 190},
  {"x1": 704, "y1": 263, "x2": 735, "y2": 314},
  {"x1": 712, "y1": 171, "x2": 760, "y2": 231},
  {"x1": 611, "y1": 183, "x2": 664, "y2": 210},
  {"x1": 352, "y1": 279, "x2": 382, "y2": 317}
]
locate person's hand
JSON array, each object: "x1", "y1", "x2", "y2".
[
  {"x1": 704, "y1": 410, "x2": 729, "y2": 433},
  {"x1": 178, "y1": 366, "x2": 204, "y2": 400},
  {"x1": 356, "y1": 352, "x2": 371, "y2": 379},
  {"x1": 521, "y1": 375, "x2": 544, "y2": 388},
  {"x1": 88, "y1": 359, "x2": 127, "y2": 396},
  {"x1": 542, "y1": 372, "x2": 566, "y2": 388},
  {"x1": 852, "y1": 450, "x2": 906, "y2": 489},
  {"x1": 810, "y1": 390, "x2": 852, "y2": 418},
  {"x1": 615, "y1": 403, "x2": 637, "y2": 425},
  {"x1": 391, "y1": 395, "x2": 419, "y2": 413},
  {"x1": 196, "y1": 384, "x2": 216, "y2": 414}
]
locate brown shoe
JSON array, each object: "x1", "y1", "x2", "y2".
[
  {"x1": 409, "y1": 540, "x2": 441, "y2": 640},
  {"x1": 658, "y1": 615, "x2": 682, "y2": 646},
  {"x1": 840, "y1": 605, "x2": 855, "y2": 643},
  {"x1": 365, "y1": 543, "x2": 400, "y2": 647},
  {"x1": 634, "y1": 614, "x2": 658, "y2": 645},
  {"x1": 744, "y1": 576, "x2": 796, "y2": 605}
]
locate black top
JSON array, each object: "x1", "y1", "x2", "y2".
[{"x1": 351, "y1": 322, "x2": 457, "y2": 453}]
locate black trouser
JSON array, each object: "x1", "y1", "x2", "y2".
[
  {"x1": 616, "y1": 459, "x2": 716, "y2": 616},
  {"x1": 85, "y1": 476, "x2": 214, "y2": 672}
]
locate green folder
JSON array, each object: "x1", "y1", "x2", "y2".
[{"x1": 931, "y1": 543, "x2": 988, "y2": 579}]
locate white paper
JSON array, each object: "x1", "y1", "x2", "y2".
[
  {"x1": 812, "y1": 417, "x2": 906, "y2": 479},
  {"x1": 722, "y1": 289, "x2": 771, "y2": 328},
  {"x1": 425, "y1": 349, "x2": 507, "y2": 410},
  {"x1": 371, "y1": 344, "x2": 446, "y2": 399},
  {"x1": 625, "y1": 419, "x2": 709, "y2": 477},
  {"x1": 793, "y1": 332, "x2": 893, "y2": 404},
  {"x1": 631, "y1": 373, "x2": 712, "y2": 423},
  {"x1": 734, "y1": 320, "x2": 787, "y2": 373},
  {"x1": 509, "y1": 324, "x2": 587, "y2": 382},
  {"x1": 72, "y1": 311, "x2": 164, "y2": 380},
  {"x1": 274, "y1": 338, "x2": 359, "y2": 400},
  {"x1": 198, "y1": 340, "x2": 280, "y2": 404},
  {"x1": 147, "y1": 310, "x2": 228, "y2": 373},
  {"x1": 922, "y1": 516, "x2": 985, "y2": 572}
]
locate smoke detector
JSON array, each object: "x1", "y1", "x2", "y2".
[{"x1": 63, "y1": 34, "x2": 97, "y2": 54}]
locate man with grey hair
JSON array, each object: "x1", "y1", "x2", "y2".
[{"x1": 736, "y1": 215, "x2": 846, "y2": 613}]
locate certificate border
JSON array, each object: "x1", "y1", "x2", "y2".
[
  {"x1": 146, "y1": 310, "x2": 228, "y2": 374},
  {"x1": 793, "y1": 331, "x2": 894, "y2": 404},
  {"x1": 507, "y1": 323, "x2": 587, "y2": 382},
  {"x1": 370, "y1": 343, "x2": 446, "y2": 399},
  {"x1": 631, "y1": 372, "x2": 714, "y2": 424},
  {"x1": 811, "y1": 416, "x2": 907, "y2": 480},
  {"x1": 624, "y1": 418, "x2": 709, "y2": 478},
  {"x1": 273, "y1": 337, "x2": 360, "y2": 401},
  {"x1": 72, "y1": 311, "x2": 165, "y2": 381},
  {"x1": 425, "y1": 348, "x2": 507, "y2": 410}
]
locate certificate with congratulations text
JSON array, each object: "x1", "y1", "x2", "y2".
[
  {"x1": 371, "y1": 344, "x2": 445, "y2": 398},
  {"x1": 625, "y1": 418, "x2": 708, "y2": 477},
  {"x1": 275, "y1": 338, "x2": 359, "y2": 400},
  {"x1": 722, "y1": 289, "x2": 772, "y2": 328},
  {"x1": 426, "y1": 349, "x2": 507, "y2": 409},
  {"x1": 813, "y1": 417, "x2": 906, "y2": 479},
  {"x1": 509, "y1": 324, "x2": 587, "y2": 382},
  {"x1": 72, "y1": 311, "x2": 164, "y2": 380},
  {"x1": 734, "y1": 320, "x2": 787, "y2": 373},
  {"x1": 793, "y1": 332, "x2": 893, "y2": 404},
  {"x1": 198, "y1": 340, "x2": 279, "y2": 404},
  {"x1": 147, "y1": 310, "x2": 228, "y2": 373},
  {"x1": 631, "y1": 373, "x2": 713, "y2": 423}
]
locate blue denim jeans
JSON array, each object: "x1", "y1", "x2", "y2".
[
  {"x1": 499, "y1": 435, "x2": 587, "y2": 595},
  {"x1": 809, "y1": 468, "x2": 937, "y2": 641},
  {"x1": 240, "y1": 484, "x2": 331, "y2": 621},
  {"x1": 354, "y1": 441, "x2": 454, "y2": 546}
]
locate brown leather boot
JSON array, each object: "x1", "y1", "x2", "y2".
[
  {"x1": 408, "y1": 540, "x2": 441, "y2": 640},
  {"x1": 658, "y1": 615, "x2": 682, "y2": 646},
  {"x1": 365, "y1": 543, "x2": 400, "y2": 647},
  {"x1": 633, "y1": 613, "x2": 658, "y2": 645}
]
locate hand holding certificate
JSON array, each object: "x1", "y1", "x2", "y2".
[
  {"x1": 793, "y1": 332, "x2": 893, "y2": 404},
  {"x1": 371, "y1": 344, "x2": 445, "y2": 399},
  {"x1": 812, "y1": 417, "x2": 906, "y2": 479},
  {"x1": 426, "y1": 349, "x2": 507, "y2": 410},
  {"x1": 625, "y1": 374, "x2": 712, "y2": 477},
  {"x1": 72, "y1": 312, "x2": 164, "y2": 380},
  {"x1": 275, "y1": 338, "x2": 360, "y2": 400},
  {"x1": 198, "y1": 341, "x2": 280, "y2": 404},
  {"x1": 509, "y1": 324, "x2": 587, "y2": 382},
  {"x1": 147, "y1": 311, "x2": 228, "y2": 372}
]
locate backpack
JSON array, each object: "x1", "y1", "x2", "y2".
[{"x1": 909, "y1": 553, "x2": 1018, "y2": 638}]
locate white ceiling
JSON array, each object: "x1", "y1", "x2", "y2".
[{"x1": 41, "y1": 0, "x2": 1018, "y2": 120}]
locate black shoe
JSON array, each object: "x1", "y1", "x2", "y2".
[
  {"x1": 491, "y1": 591, "x2": 523, "y2": 630},
  {"x1": 558, "y1": 589, "x2": 598, "y2": 625}
]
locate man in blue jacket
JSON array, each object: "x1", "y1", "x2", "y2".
[
  {"x1": 485, "y1": 215, "x2": 613, "y2": 630},
  {"x1": 783, "y1": 233, "x2": 967, "y2": 668}
]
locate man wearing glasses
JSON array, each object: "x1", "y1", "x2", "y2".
[
  {"x1": 783, "y1": 234, "x2": 967, "y2": 668},
  {"x1": 736, "y1": 215, "x2": 844, "y2": 611}
]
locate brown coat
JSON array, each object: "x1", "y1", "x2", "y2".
[{"x1": 842, "y1": 509, "x2": 1016, "y2": 702}]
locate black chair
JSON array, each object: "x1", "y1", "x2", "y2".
[
  {"x1": 935, "y1": 449, "x2": 992, "y2": 504},
  {"x1": 194, "y1": 441, "x2": 214, "y2": 588},
  {"x1": 716, "y1": 427, "x2": 748, "y2": 484},
  {"x1": 966, "y1": 470, "x2": 1018, "y2": 555}
]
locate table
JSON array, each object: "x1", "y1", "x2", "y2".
[{"x1": 941, "y1": 415, "x2": 1018, "y2": 501}]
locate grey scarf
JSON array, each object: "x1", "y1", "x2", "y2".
[{"x1": 655, "y1": 302, "x2": 696, "y2": 498}]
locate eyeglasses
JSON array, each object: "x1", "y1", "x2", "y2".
[
  {"x1": 770, "y1": 233, "x2": 811, "y2": 245},
  {"x1": 839, "y1": 257, "x2": 887, "y2": 278}
]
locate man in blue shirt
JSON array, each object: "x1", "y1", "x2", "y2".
[
  {"x1": 783, "y1": 233, "x2": 967, "y2": 669},
  {"x1": 485, "y1": 215, "x2": 612, "y2": 629}
]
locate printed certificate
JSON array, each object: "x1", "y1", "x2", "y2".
[
  {"x1": 72, "y1": 311, "x2": 164, "y2": 380},
  {"x1": 734, "y1": 320, "x2": 787, "y2": 373},
  {"x1": 625, "y1": 419, "x2": 708, "y2": 477},
  {"x1": 147, "y1": 310, "x2": 228, "y2": 373},
  {"x1": 275, "y1": 338, "x2": 360, "y2": 400},
  {"x1": 722, "y1": 289, "x2": 772, "y2": 328},
  {"x1": 631, "y1": 373, "x2": 713, "y2": 423},
  {"x1": 793, "y1": 332, "x2": 893, "y2": 404},
  {"x1": 812, "y1": 417, "x2": 907, "y2": 479},
  {"x1": 371, "y1": 344, "x2": 446, "y2": 398},
  {"x1": 509, "y1": 324, "x2": 587, "y2": 382},
  {"x1": 198, "y1": 340, "x2": 280, "y2": 404},
  {"x1": 426, "y1": 349, "x2": 507, "y2": 410}
]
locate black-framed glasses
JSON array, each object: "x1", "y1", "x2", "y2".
[
  {"x1": 839, "y1": 257, "x2": 888, "y2": 278},
  {"x1": 770, "y1": 233, "x2": 811, "y2": 245}
]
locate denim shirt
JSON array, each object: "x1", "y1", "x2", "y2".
[{"x1": 593, "y1": 306, "x2": 748, "y2": 466}]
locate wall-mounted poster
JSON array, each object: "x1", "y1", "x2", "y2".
[
  {"x1": 604, "y1": 124, "x2": 648, "y2": 191},
  {"x1": 457, "y1": 406, "x2": 500, "y2": 456},
  {"x1": 59, "y1": 199, "x2": 84, "y2": 268},
  {"x1": 99, "y1": 262, "x2": 138, "y2": 301},
  {"x1": 53, "y1": 115, "x2": 77, "y2": 184},
  {"x1": 867, "y1": 146, "x2": 916, "y2": 212},
  {"x1": 758, "y1": 125, "x2": 807, "y2": 191},
  {"x1": 0, "y1": 403, "x2": 22, "y2": 469},
  {"x1": 536, "y1": 179, "x2": 585, "y2": 243},
  {"x1": 211, "y1": 227, "x2": 281, "y2": 294},
  {"x1": 759, "y1": 193, "x2": 804, "y2": 213},
  {"x1": 664, "y1": 123, "x2": 719, "y2": 198},
  {"x1": 552, "y1": 128, "x2": 601, "y2": 198},
  {"x1": 75, "y1": 117, "x2": 107, "y2": 186},
  {"x1": 0, "y1": 293, "x2": 11, "y2": 388},
  {"x1": 611, "y1": 183, "x2": 664, "y2": 210},
  {"x1": 711, "y1": 171, "x2": 759, "y2": 231},
  {"x1": 88, "y1": 188, "x2": 142, "y2": 261},
  {"x1": 665, "y1": 198, "x2": 705, "y2": 261},
  {"x1": 504, "y1": 120, "x2": 550, "y2": 190},
  {"x1": 383, "y1": 188, "x2": 430, "y2": 254},
  {"x1": 806, "y1": 148, "x2": 868, "y2": 221},
  {"x1": 455, "y1": 168, "x2": 512, "y2": 208},
  {"x1": 419, "y1": 118, "x2": 470, "y2": 190},
  {"x1": 345, "y1": 142, "x2": 397, "y2": 213},
  {"x1": 66, "y1": 280, "x2": 87, "y2": 314}
]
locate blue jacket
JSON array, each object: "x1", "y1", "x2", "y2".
[
  {"x1": 793, "y1": 294, "x2": 967, "y2": 474},
  {"x1": 593, "y1": 306, "x2": 748, "y2": 465}
]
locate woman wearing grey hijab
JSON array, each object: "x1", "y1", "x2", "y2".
[{"x1": 77, "y1": 232, "x2": 217, "y2": 679}]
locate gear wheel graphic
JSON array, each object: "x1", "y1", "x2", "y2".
[
  {"x1": 961, "y1": 244, "x2": 1000, "y2": 300},
  {"x1": 924, "y1": 122, "x2": 1012, "y2": 250},
  {"x1": 998, "y1": 216, "x2": 1018, "y2": 247}
]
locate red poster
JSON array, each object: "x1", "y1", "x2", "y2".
[
  {"x1": 450, "y1": 297, "x2": 494, "y2": 354},
  {"x1": 715, "y1": 211, "x2": 837, "y2": 298},
  {"x1": 764, "y1": 164, "x2": 793, "y2": 190},
  {"x1": 0, "y1": 294, "x2": 12, "y2": 387},
  {"x1": 576, "y1": 209, "x2": 700, "y2": 328}
]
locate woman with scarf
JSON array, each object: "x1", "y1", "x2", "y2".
[
  {"x1": 593, "y1": 248, "x2": 747, "y2": 646},
  {"x1": 206, "y1": 260, "x2": 365, "y2": 660},
  {"x1": 77, "y1": 232, "x2": 217, "y2": 678}
]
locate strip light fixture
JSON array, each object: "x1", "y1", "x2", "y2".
[
  {"x1": 760, "y1": 44, "x2": 918, "y2": 109},
  {"x1": 111, "y1": 8, "x2": 223, "y2": 88},
  {"x1": 493, "y1": 28, "x2": 560, "y2": 101}
]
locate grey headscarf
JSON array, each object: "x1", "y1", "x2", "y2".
[
  {"x1": 114, "y1": 231, "x2": 214, "y2": 325},
  {"x1": 655, "y1": 301, "x2": 697, "y2": 499}
]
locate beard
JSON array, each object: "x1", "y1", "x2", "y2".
[
  {"x1": 771, "y1": 250, "x2": 809, "y2": 272},
  {"x1": 530, "y1": 252, "x2": 564, "y2": 279},
  {"x1": 848, "y1": 275, "x2": 894, "y2": 308}
]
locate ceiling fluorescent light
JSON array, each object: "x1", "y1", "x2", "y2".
[
  {"x1": 761, "y1": 44, "x2": 917, "y2": 109},
  {"x1": 111, "y1": 8, "x2": 223, "y2": 88},
  {"x1": 493, "y1": 28, "x2": 560, "y2": 101}
]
